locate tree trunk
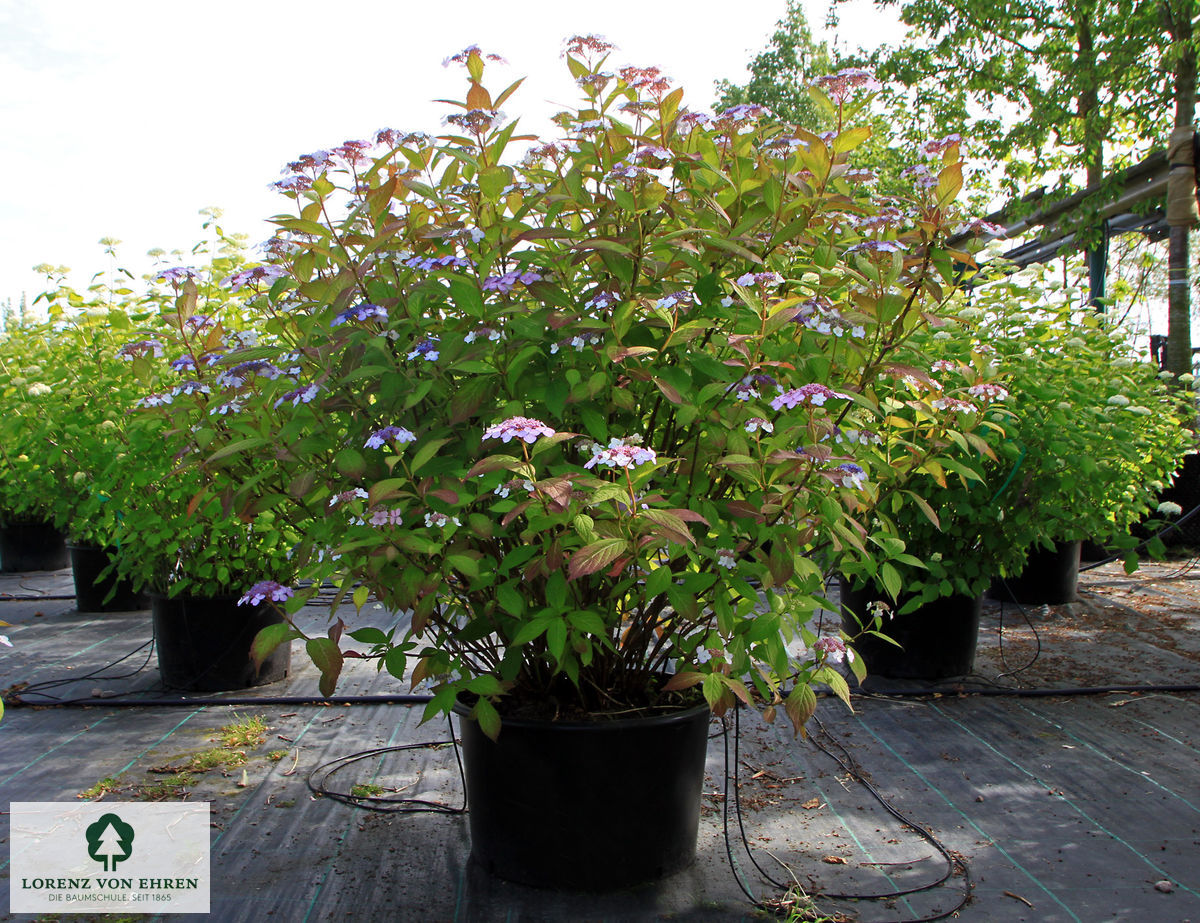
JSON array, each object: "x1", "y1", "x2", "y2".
[
  {"x1": 1078, "y1": 12, "x2": 1108, "y2": 308},
  {"x1": 1165, "y1": 0, "x2": 1196, "y2": 378}
]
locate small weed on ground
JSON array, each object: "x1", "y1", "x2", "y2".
[
  {"x1": 215, "y1": 714, "x2": 268, "y2": 749},
  {"x1": 77, "y1": 715, "x2": 271, "y2": 801},
  {"x1": 349, "y1": 783, "x2": 386, "y2": 799}
]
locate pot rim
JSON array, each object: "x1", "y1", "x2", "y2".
[{"x1": 451, "y1": 695, "x2": 710, "y2": 731}]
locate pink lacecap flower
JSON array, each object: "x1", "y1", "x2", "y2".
[
  {"x1": 814, "y1": 635, "x2": 850, "y2": 664},
  {"x1": 770, "y1": 383, "x2": 850, "y2": 410},
  {"x1": 931, "y1": 397, "x2": 978, "y2": 413},
  {"x1": 968, "y1": 383, "x2": 1009, "y2": 401},
  {"x1": 483, "y1": 416, "x2": 556, "y2": 444}
]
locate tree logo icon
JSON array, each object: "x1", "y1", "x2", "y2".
[{"x1": 85, "y1": 813, "x2": 135, "y2": 871}]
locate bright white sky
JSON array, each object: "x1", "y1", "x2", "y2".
[{"x1": 0, "y1": 0, "x2": 906, "y2": 309}]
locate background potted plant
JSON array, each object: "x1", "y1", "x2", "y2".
[
  {"x1": 961, "y1": 268, "x2": 1192, "y2": 604},
  {"x1": 838, "y1": 266, "x2": 1192, "y2": 679},
  {"x1": 75, "y1": 231, "x2": 302, "y2": 690},
  {"x1": 0, "y1": 314, "x2": 73, "y2": 572},
  {"x1": 27, "y1": 259, "x2": 157, "y2": 610}
]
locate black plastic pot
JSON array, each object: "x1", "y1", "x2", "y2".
[
  {"x1": 839, "y1": 577, "x2": 983, "y2": 680},
  {"x1": 68, "y1": 545, "x2": 148, "y2": 612},
  {"x1": 453, "y1": 697, "x2": 711, "y2": 891},
  {"x1": 151, "y1": 593, "x2": 291, "y2": 691},
  {"x1": 0, "y1": 520, "x2": 69, "y2": 572},
  {"x1": 988, "y1": 540, "x2": 1081, "y2": 605}
]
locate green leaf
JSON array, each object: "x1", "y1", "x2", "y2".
[
  {"x1": 306, "y1": 638, "x2": 344, "y2": 697},
  {"x1": 251, "y1": 622, "x2": 295, "y2": 671},
  {"x1": 474, "y1": 697, "x2": 501, "y2": 741},
  {"x1": 478, "y1": 165, "x2": 513, "y2": 200},
  {"x1": 567, "y1": 538, "x2": 628, "y2": 581}
]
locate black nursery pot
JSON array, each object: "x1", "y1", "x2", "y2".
[
  {"x1": 839, "y1": 577, "x2": 983, "y2": 681},
  {"x1": 453, "y1": 698, "x2": 711, "y2": 891},
  {"x1": 988, "y1": 540, "x2": 1081, "y2": 606},
  {"x1": 0, "y1": 520, "x2": 69, "y2": 572},
  {"x1": 151, "y1": 593, "x2": 291, "y2": 691},
  {"x1": 68, "y1": 545, "x2": 148, "y2": 612}
]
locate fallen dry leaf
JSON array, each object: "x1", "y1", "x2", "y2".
[
  {"x1": 802, "y1": 797, "x2": 823, "y2": 810},
  {"x1": 822, "y1": 855, "x2": 848, "y2": 865}
]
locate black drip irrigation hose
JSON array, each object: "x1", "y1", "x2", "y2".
[
  {"x1": 305, "y1": 712, "x2": 467, "y2": 816},
  {"x1": 856, "y1": 682, "x2": 1200, "y2": 698},
  {"x1": 6, "y1": 691, "x2": 435, "y2": 708},
  {"x1": 722, "y1": 705, "x2": 971, "y2": 922}
]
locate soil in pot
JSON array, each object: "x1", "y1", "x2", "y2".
[
  {"x1": 839, "y1": 576, "x2": 983, "y2": 681},
  {"x1": 988, "y1": 539, "x2": 1081, "y2": 606},
  {"x1": 152, "y1": 593, "x2": 291, "y2": 691},
  {"x1": 69, "y1": 545, "x2": 148, "y2": 612},
  {"x1": 0, "y1": 520, "x2": 69, "y2": 572},
  {"x1": 453, "y1": 694, "x2": 711, "y2": 891}
]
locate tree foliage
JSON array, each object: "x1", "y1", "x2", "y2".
[
  {"x1": 866, "y1": 0, "x2": 1176, "y2": 195},
  {"x1": 714, "y1": 0, "x2": 834, "y2": 128}
]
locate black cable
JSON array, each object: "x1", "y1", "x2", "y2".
[
  {"x1": 857, "y1": 682, "x2": 1200, "y2": 698},
  {"x1": 5, "y1": 691, "x2": 435, "y2": 708},
  {"x1": 305, "y1": 712, "x2": 467, "y2": 815},
  {"x1": 723, "y1": 706, "x2": 971, "y2": 922},
  {"x1": 991, "y1": 590, "x2": 1043, "y2": 682},
  {"x1": 7, "y1": 637, "x2": 158, "y2": 704},
  {"x1": 0, "y1": 593, "x2": 77, "y2": 601}
]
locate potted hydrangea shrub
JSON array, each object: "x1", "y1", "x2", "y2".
[
  {"x1": 179, "y1": 44, "x2": 993, "y2": 889},
  {"x1": 838, "y1": 268, "x2": 1191, "y2": 678},
  {"x1": 91, "y1": 234, "x2": 300, "y2": 690},
  {"x1": 26, "y1": 262, "x2": 156, "y2": 610},
  {"x1": 0, "y1": 316, "x2": 73, "y2": 572},
  {"x1": 962, "y1": 268, "x2": 1191, "y2": 604}
]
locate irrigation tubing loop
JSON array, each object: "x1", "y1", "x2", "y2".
[
  {"x1": 305, "y1": 711, "x2": 467, "y2": 817},
  {"x1": 721, "y1": 705, "x2": 971, "y2": 922}
]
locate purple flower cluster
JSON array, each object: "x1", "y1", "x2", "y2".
[
  {"x1": 482, "y1": 270, "x2": 543, "y2": 293},
  {"x1": 224, "y1": 265, "x2": 287, "y2": 292},
  {"x1": 404, "y1": 253, "x2": 472, "y2": 272},
  {"x1": 238, "y1": 580, "x2": 294, "y2": 607},
  {"x1": 443, "y1": 45, "x2": 507, "y2": 67},
  {"x1": 922, "y1": 134, "x2": 962, "y2": 156},
  {"x1": 585, "y1": 291, "x2": 617, "y2": 311},
  {"x1": 332, "y1": 303, "x2": 388, "y2": 326},
  {"x1": 118, "y1": 339, "x2": 164, "y2": 360},
  {"x1": 407, "y1": 338, "x2": 440, "y2": 362},
  {"x1": 563, "y1": 34, "x2": 616, "y2": 57},
  {"x1": 156, "y1": 267, "x2": 198, "y2": 284},
  {"x1": 483, "y1": 416, "x2": 557, "y2": 444},
  {"x1": 733, "y1": 373, "x2": 777, "y2": 402},
  {"x1": 274, "y1": 384, "x2": 319, "y2": 408},
  {"x1": 835, "y1": 463, "x2": 868, "y2": 490},
  {"x1": 735, "y1": 271, "x2": 783, "y2": 288},
  {"x1": 365, "y1": 426, "x2": 417, "y2": 449},
  {"x1": 368, "y1": 508, "x2": 405, "y2": 527},
  {"x1": 847, "y1": 239, "x2": 907, "y2": 256}
]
